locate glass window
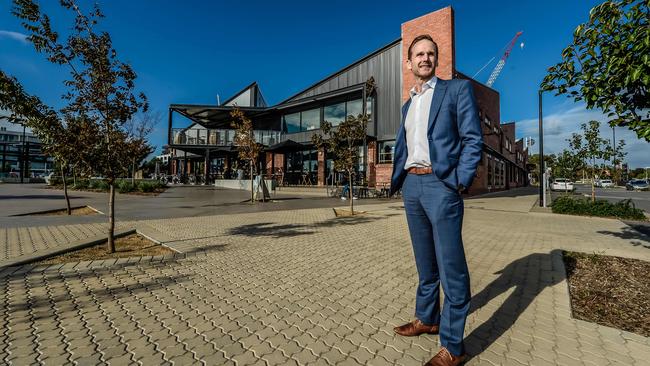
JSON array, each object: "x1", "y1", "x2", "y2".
[
  {"x1": 378, "y1": 141, "x2": 395, "y2": 163},
  {"x1": 366, "y1": 97, "x2": 373, "y2": 119},
  {"x1": 301, "y1": 109, "x2": 320, "y2": 131},
  {"x1": 301, "y1": 150, "x2": 318, "y2": 172},
  {"x1": 283, "y1": 113, "x2": 300, "y2": 133},
  {"x1": 324, "y1": 102, "x2": 346, "y2": 126},
  {"x1": 346, "y1": 99, "x2": 363, "y2": 119}
]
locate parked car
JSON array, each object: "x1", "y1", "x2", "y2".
[
  {"x1": 626, "y1": 179, "x2": 649, "y2": 191},
  {"x1": 551, "y1": 178, "x2": 575, "y2": 192},
  {"x1": 599, "y1": 179, "x2": 615, "y2": 188}
]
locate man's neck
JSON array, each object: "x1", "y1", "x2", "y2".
[{"x1": 413, "y1": 75, "x2": 435, "y2": 93}]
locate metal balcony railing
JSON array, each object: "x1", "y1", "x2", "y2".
[{"x1": 171, "y1": 128, "x2": 282, "y2": 147}]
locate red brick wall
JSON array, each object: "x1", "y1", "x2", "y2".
[
  {"x1": 501, "y1": 123, "x2": 516, "y2": 161},
  {"x1": 401, "y1": 6, "x2": 455, "y2": 102},
  {"x1": 367, "y1": 141, "x2": 377, "y2": 186},
  {"x1": 375, "y1": 164, "x2": 393, "y2": 187},
  {"x1": 456, "y1": 73, "x2": 501, "y2": 153},
  {"x1": 265, "y1": 152, "x2": 285, "y2": 177}
]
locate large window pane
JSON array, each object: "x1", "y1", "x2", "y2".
[
  {"x1": 301, "y1": 109, "x2": 320, "y2": 131},
  {"x1": 346, "y1": 99, "x2": 363, "y2": 119},
  {"x1": 324, "y1": 102, "x2": 345, "y2": 126},
  {"x1": 283, "y1": 113, "x2": 300, "y2": 133}
]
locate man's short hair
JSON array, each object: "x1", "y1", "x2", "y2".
[{"x1": 407, "y1": 34, "x2": 438, "y2": 60}]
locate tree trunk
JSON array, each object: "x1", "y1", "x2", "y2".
[
  {"x1": 61, "y1": 165, "x2": 71, "y2": 215},
  {"x1": 591, "y1": 161, "x2": 596, "y2": 203},
  {"x1": 108, "y1": 182, "x2": 116, "y2": 253},
  {"x1": 132, "y1": 157, "x2": 136, "y2": 186},
  {"x1": 250, "y1": 163, "x2": 254, "y2": 204},
  {"x1": 72, "y1": 167, "x2": 77, "y2": 187},
  {"x1": 349, "y1": 170, "x2": 354, "y2": 215}
]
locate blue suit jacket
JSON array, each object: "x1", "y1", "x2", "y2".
[{"x1": 390, "y1": 78, "x2": 483, "y2": 196}]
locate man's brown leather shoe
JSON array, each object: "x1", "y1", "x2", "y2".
[
  {"x1": 393, "y1": 319, "x2": 439, "y2": 336},
  {"x1": 424, "y1": 347, "x2": 467, "y2": 366}
]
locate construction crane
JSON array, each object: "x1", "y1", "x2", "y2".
[{"x1": 485, "y1": 31, "x2": 524, "y2": 87}]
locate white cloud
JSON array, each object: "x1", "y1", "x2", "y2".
[
  {"x1": 515, "y1": 104, "x2": 650, "y2": 169},
  {"x1": 0, "y1": 30, "x2": 29, "y2": 44}
]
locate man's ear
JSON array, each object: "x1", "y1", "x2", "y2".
[{"x1": 406, "y1": 58, "x2": 412, "y2": 71}]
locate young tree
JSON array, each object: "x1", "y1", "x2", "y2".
[
  {"x1": 230, "y1": 108, "x2": 261, "y2": 203},
  {"x1": 528, "y1": 153, "x2": 557, "y2": 184},
  {"x1": 570, "y1": 120, "x2": 614, "y2": 202},
  {"x1": 125, "y1": 111, "x2": 157, "y2": 184},
  {"x1": 541, "y1": 0, "x2": 649, "y2": 141},
  {"x1": 553, "y1": 149, "x2": 584, "y2": 193},
  {"x1": 13, "y1": 0, "x2": 149, "y2": 252},
  {"x1": 312, "y1": 78, "x2": 374, "y2": 215},
  {"x1": 0, "y1": 70, "x2": 86, "y2": 214}
]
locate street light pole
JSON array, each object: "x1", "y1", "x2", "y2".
[{"x1": 538, "y1": 90, "x2": 544, "y2": 206}]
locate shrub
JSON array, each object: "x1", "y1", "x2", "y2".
[
  {"x1": 98, "y1": 180, "x2": 109, "y2": 191},
  {"x1": 117, "y1": 180, "x2": 134, "y2": 193},
  {"x1": 552, "y1": 196, "x2": 646, "y2": 220},
  {"x1": 137, "y1": 181, "x2": 155, "y2": 192},
  {"x1": 89, "y1": 179, "x2": 101, "y2": 190},
  {"x1": 151, "y1": 180, "x2": 167, "y2": 190},
  {"x1": 74, "y1": 179, "x2": 89, "y2": 189}
]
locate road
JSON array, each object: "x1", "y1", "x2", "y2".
[{"x1": 551, "y1": 184, "x2": 650, "y2": 213}]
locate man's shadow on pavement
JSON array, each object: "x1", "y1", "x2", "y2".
[{"x1": 464, "y1": 250, "x2": 565, "y2": 357}]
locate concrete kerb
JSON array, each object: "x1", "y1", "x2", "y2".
[
  {"x1": 0, "y1": 222, "x2": 208, "y2": 276},
  {"x1": 8, "y1": 205, "x2": 100, "y2": 217},
  {"x1": 0, "y1": 227, "x2": 137, "y2": 269}
]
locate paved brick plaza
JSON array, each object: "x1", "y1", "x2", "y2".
[{"x1": 1, "y1": 193, "x2": 649, "y2": 365}]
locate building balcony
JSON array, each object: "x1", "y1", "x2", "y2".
[{"x1": 170, "y1": 128, "x2": 282, "y2": 147}]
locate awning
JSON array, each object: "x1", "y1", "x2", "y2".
[
  {"x1": 265, "y1": 139, "x2": 308, "y2": 152},
  {"x1": 170, "y1": 104, "x2": 277, "y2": 130}
]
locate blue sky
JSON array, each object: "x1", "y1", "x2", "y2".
[{"x1": 1, "y1": 0, "x2": 648, "y2": 167}]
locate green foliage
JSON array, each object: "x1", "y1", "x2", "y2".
[
  {"x1": 89, "y1": 179, "x2": 103, "y2": 190},
  {"x1": 528, "y1": 153, "x2": 557, "y2": 182},
  {"x1": 117, "y1": 180, "x2": 133, "y2": 193},
  {"x1": 74, "y1": 179, "x2": 89, "y2": 190},
  {"x1": 552, "y1": 195, "x2": 646, "y2": 220},
  {"x1": 553, "y1": 150, "x2": 584, "y2": 181},
  {"x1": 541, "y1": 0, "x2": 650, "y2": 141},
  {"x1": 569, "y1": 120, "x2": 626, "y2": 200},
  {"x1": 137, "y1": 181, "x2": 155, "y2": 193}
]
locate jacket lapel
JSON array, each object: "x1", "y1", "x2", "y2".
[
  {"x1": 397, "y1": 98, "x2": 412, "y2": 143},
  {"x1": 427, "y1": 79, "x2": 447, "y2": 134}
]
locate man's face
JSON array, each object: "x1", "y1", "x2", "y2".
[{"x1": 407, "y1": 39, "x2": 437, "y2": 79}]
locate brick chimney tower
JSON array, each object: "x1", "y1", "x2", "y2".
[{"x1": 401, "y1": 6, "x2": 456, "y2": 102}]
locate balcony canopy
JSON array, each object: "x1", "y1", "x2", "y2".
[{"x1": 170, "y1": 104, "x2": 277, "y2": 130}]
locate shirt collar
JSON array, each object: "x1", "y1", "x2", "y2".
[{"x1": 409, "y1": 76, "x2": 437, "y2": 98}]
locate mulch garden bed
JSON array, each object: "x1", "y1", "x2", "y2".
[
  {"x1": 563, "y1": 251, "x2": 650, "y2": 337},
  {"x1": 333, "y1": 208, "x2": 367, "y2": 217},
  {"x1": 34, "y1": 233, "x2": 176, "y2": 265}
]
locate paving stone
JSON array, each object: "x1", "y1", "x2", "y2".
[{"x1": 2, "y1": 197, "x2": 650, "y2": 366}]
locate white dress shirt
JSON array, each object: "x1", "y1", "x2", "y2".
[{"x1": 404, "y1": 77, "x2": 437, "y2": 170}]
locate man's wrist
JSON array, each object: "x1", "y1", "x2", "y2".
[{"x1": 457, "y1": 184, "x2": 465, "y2": 193}]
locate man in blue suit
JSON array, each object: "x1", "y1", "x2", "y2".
[{"x1": 390, "y1": 34, "x2": 482, "y2": 366}]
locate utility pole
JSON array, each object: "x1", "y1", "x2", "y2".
[{"x1": 538, "y1": 90, "x2": 544, "y2": 206}]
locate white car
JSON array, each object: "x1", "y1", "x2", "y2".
[
  {"x1": 599, "y1": 179, "x2": 615, "y2": 188},
  {"x1": 551, "y1": 178, "x2": 575, "y2": 192}
]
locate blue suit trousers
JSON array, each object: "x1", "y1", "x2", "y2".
[{"x1": 402, "y1": 172, "x2": 471, "y2": 356}]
